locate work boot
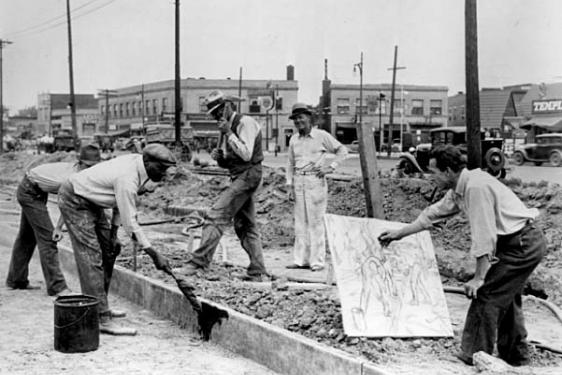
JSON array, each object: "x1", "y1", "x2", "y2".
[
  {"x1": 54, "y1": 288, "x2": 76, "y2": 297},
  {"x1": 109, "y1": 309, "x2": 127, "y2": 318},
  {"x1": 239, "y1": 274, "x2": 269, "y2": 282},
  {"x1": 99, "y1": 316, "x2": 137, "y2": 336},
  {"x1": 7, "y1": 282, "x2": 41, "y2": 291}
]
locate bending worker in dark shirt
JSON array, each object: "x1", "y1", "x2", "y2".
[
  {"x1": 6, "y1": 144, "x2": 101, "y2": 297},
  {"x1": 379, "y1": 145, "x2": 545, "y2": 366}
]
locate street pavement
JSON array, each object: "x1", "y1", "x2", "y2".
[{"x1": 0, "y1": 196, "x2": 278, "y2": 375}]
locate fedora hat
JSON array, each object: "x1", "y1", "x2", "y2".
[
  {"x1": 204, "y1": 90, "x2": 242, "y2": 115},
  {"x1": 289, "y1": 102, "x2": 313, "y2": 120}
]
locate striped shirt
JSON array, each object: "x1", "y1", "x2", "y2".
[
  {"x1": 27, "y1": 162, "x2": 78, "y2": 194},
  {"x1": 69, "y1": 154, "x2": 151, "y2": 248},
  {"x1": 413, "y1": 168, "x2": 539, "y2": 258}
]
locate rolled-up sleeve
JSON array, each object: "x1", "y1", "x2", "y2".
[
  {"x1": 322, "y1": 132, "x2": 348, "y2": 168},
  {"x1": 465, "y1": 185, "x2": 496, "y2": 258},
  {"x1": 114, "y1": 178, "x2": 151, "y2": 248},
  {"x1": 412, "y1": 189, "x2": 461, "y2": 229}
]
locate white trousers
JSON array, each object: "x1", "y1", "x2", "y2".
[{"x1": 293, "y1": 174, "x2": 328, "y2": 267}]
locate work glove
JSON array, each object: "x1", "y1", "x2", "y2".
[
  {"x1": 143, "y1": 246, "x2": 172, "y2": 273},
  {"x1": 210, "y1": 148, "x2": 224, "y2": 161}
]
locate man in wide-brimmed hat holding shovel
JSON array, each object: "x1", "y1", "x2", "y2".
[{"x1": 182, "y1": 90, "x2": 268, "y2": 281}]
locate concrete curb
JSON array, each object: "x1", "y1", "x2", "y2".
[{"x1": 57, "y1": 244, "x2": 390, "y2": 375}]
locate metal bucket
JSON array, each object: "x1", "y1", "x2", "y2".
[{"x1": 54, "y1": 294, "x2": 99, "y2": 353}]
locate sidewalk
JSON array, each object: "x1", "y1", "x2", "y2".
[{"x1": 0, "y1": 221, "x2": 278, "y2": 375}]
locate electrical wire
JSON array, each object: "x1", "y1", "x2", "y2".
[{"x1": 4, "y1": 0, "x2": 117, "y2": 40}]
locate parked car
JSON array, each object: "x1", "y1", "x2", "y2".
[
  {"x1": 512, "y1": 133, "x2": 562, "y2": 167},
  {"x1": 398, "y1": 126, "x2": 506, "y2": 177}
]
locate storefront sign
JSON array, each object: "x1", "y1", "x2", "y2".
[{"x1": 532, "y1": 99, "x2": 562, "y2": 114}]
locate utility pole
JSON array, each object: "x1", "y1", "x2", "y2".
[
  {"x1": 174, "y1": 0, "x2": 182, "y2": 148},
  {"x1": 275, "y1": 84, "x2": 279, "y2": 154},
  {"x1": 98, "y1": 89, "x2": 117, "y2": 133},
  {"x1": 0, "y1": 39, "x2": 13, "y2": 154},
  {"x1": 66, "y1": 0, "x2": 78, "y2": 147},
  {"x1": 387, "y1": 45, "x2": 406, "y2": 157},
  {"x1": 141, "y1": 84, "x2": 145, "y2": 127},
  {"x1": 378, "y1": 92, "x2": 386, "y2": 152},
  {"x1": 238, "y1": 67, "x2": 243, "y2": 112},
  {"x1": 354, "y1": 52, "x2": 383, "y2": 218},
  {"x1": 465, "y1": 0, "x2": 482, "y2": 168}
]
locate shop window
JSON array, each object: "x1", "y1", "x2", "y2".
[
  {"x1": 411, "y1": 99, "x2": 424, "y2": 115},
  {"x1": 162, "y1": 98, "x2": 168, "y2": 113},
  {"x1": 199, "y1": 96, "x2": 207, "y2": 113},
  {"x1": 337, "y1": 98, "x2": 350, "y2": 114},
  {"x1": 430, "y1": 100, "x2": 442, "y2": 115},
  {"x1": 355, "y1": 98, "x2": 367, "y2": 115},
  {"x1": 249, "y1": 97, "x2": 261, "y2": 113}
]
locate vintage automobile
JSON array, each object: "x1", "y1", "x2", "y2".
[
  {"x1": 512, "y1": 133, "x2": 562, "y2": 167},
  {"x1": 398, "y1": 126, "x2": 506, "y2": 178}
]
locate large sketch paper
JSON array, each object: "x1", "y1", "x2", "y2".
[{"x1": 324, "y1": 214, "x2": 453, "y2": 338}]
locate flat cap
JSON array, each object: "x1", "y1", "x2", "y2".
[
  {"x1": 78, "y1": 143, "x2": 101, "y2": 166},
  {"x1": 142, "y1": 144, "x2": 177, "y2": 166}
]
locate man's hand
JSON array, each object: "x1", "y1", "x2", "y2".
[
  {"x1": 463, "y1": 277, "x2": 485, "y2": 299},
  {"x1": 314, "y1": 165, "x2": 335, "y2": 178},
  {"x1": 143, "y1": 246, "x2": 172, "y2": 273},
  {"x1": 210, "y1": 148, "x2": 224, "y2": 160},
  {"x1": 52, "y1": 228, "x2": 64, "y2": 242},
  {"x1": 378, "y1": 230, "x2": 403, "y2": 248}
]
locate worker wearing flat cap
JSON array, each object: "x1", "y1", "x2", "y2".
[
  {"x1": 285, "y1": 103, "x2": 348, "y2": 272},
  {"x1": 6, "y1": 144, "x2": 101, "y2": 297},
  {"x1": 182, "y1": 90, "x2": 268, "y2": 281},
  {"x1": 58, "y1": 144, "x2": 176, "y2": 336}
]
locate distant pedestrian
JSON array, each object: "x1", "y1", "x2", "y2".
[
  {"x1": 5, "y1": 144, "x2": 101, "y2": 297},
  {"x1": 58, "y1": 144, "x2": 176, "y2": 336},
  {"x1": 379, "y1": 145, "x2": 545, "y2": 367},
  {"x1": 182, "y1": 90, "x2": 268, "y2": 281},
  {"x1": 285, "y1": 103, "x2": 348, "y2": 272}
]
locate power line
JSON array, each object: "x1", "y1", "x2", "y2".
[{"x1": 4, "y1": 0, "x2": 116, "y2": 40}]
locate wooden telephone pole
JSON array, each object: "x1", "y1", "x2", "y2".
[
  {"x1": 465, "y1": 0, "x2": 482, "y2": 168},
  {"x1": 66, "y1": 0, "x2": 78, "y2": 147},
  {"x1": 387, "y1": 45, "x2": 406, "y2": 157},
  {"x1": 0, "y1": 39, "x2": 13, "y2": 154},
  {"x1": 174, "y1": 0, "x2": 182, "y2": 148},
  {"x1": 354, "y1": 52, "x2": 384, "y2": 218}
]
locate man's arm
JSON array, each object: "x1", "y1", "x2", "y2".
[
  {"x1": 226, "y1": 116, "x2": 258, "y2": 161},
  {"x1": 379, "y1": 190, "x2": 461, "y2": 246},
  {"x1": 464, "y1": 255, "x2": 491, "y2": 299},
  {"x1": 52, "y1": 215, "x2": 65, "y2": 241}
]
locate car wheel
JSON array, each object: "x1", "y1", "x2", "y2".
[
  {"x1": 512, "y1": 152, "x2": 525, "y2": 166},
  {"x1": 534, "y1": 161, "x2": 543, "y2": 166},
  {"x1": 550, "y1": 152, "x2": 562, "y2": 167}
]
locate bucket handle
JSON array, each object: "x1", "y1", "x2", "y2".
[{"x1": 54, "y1": 307, "x2": 95, "y2": 329}]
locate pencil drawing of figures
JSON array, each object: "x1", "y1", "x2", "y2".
[{"x1": 324, "y1": 214, "x2": 453, "y2": 337}]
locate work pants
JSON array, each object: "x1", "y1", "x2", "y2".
[
  {"x1": 292, "y1": 174, "x2": 328, "y2": 268},
  {"x1": 460, "y1": 221, "x2": 545, "y2": 365},
  {"x1": 189, "y1": 164, "x2": 266, "y2": 276},
  {"x1": 57, "y1": 182, "x2": 117, "y2": 315},
  {"x1": 6, "y1": 176, "x2": 68, "y2": 295}
]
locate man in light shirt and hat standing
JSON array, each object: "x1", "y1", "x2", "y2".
[
  {"x1": 285, "y1": 103, "x2": 348, "y2": 272},
  {"x1": 58, "y1": 144, "x2": 176, "y2": 336}
]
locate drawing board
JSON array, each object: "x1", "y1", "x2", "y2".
[{"x1": 324, "y1": 214, "x2": 453, "y2": 337}]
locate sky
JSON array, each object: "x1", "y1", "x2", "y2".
[{"x1": 1, "y1": 0, "x2": 561, "y2": 113}]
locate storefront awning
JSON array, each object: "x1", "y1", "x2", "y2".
[{"x1": 521, "y1": 116, "x2": 562, "y2": 131}]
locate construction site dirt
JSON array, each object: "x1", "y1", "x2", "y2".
[{"x1": 1, "y1": 150, "x2": 562, "y2": 374}]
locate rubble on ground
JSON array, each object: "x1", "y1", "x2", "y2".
[{"x1": 1, "y1": 151, "x2": 561, "y2": 370}]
